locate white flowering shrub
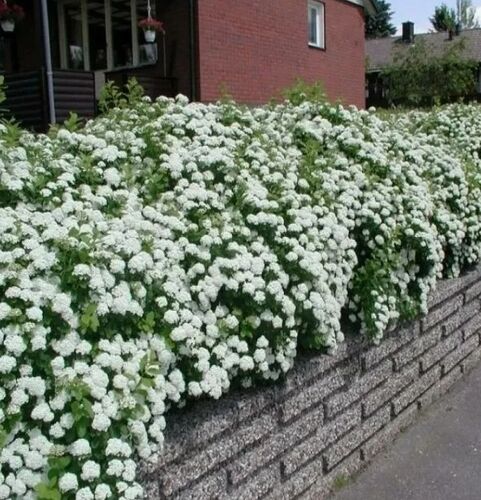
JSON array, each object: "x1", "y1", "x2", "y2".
[{"x1": 1, "y1": 96, "x2": 481, "y2": 499}]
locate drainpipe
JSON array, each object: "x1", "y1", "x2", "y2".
[
  {"x1": 40, "y1": 0, "x2": 56, "y2": 124},
  {"x1": 188, "y1": 0, "x2": 197, "y2": 101}
]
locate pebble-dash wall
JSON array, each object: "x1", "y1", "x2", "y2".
[{"x1": 141, "y1": 267, "x2": 481, "y2": 499}]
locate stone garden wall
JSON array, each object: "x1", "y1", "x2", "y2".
[{"x1": 142, "y1": 267, "x2": 481, "y2": 499}]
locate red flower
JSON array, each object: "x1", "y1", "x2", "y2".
[
  {"x1": 138, "y1": 17, "x2": 164, "y2": 33},
  {"x1": 0, "y1": 2, "x2": 25, "y2": 22}
]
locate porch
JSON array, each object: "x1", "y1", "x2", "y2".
[{"x1": 0, "y1": 0, "x2": 194, "y2": 130}]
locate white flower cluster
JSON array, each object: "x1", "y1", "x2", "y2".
[{"x1": 1, "y1": 95, "x2": 481, "y2": 498}]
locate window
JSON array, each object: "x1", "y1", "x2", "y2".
[
  {"x1": 308, "y1": 1, "x2": 325, "y2": 49},
  {"x1": 57, "y1": 0, "x2": 158, "y2": 71}
]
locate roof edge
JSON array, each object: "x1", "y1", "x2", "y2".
[{"x1": 345, "y1": 0, "x2": 378, "y2": 16}]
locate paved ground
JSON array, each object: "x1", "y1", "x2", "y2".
[{"x1": 332, "y1": 363, "x2": 481, "y2": 500}]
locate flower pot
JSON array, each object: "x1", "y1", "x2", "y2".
[
  {"x1": 1, "y1": 20, "x2": 15, "y2": 32},
  {"x1": 144, "y1": 30, "x2": 156, "y2": 43}
]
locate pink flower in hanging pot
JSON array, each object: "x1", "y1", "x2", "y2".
[
  {"x1": 138, "y1": 17, "x2": 164, "y2": 33},
  {"x1": 0, "y1": 2, "x2": 25, "y2": 23}
]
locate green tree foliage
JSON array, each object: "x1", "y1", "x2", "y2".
[
  {"x1": 381, "y1": 38, "x2": 478, "y2": 107},
  {"x1": 366, "y1": 0, "x2": 396, "y2": 39},
  {"x1": 98, "y1": 77, "x2": 145, "y2": 113},
  {"x1": 431, "y1": 0, "x2": 479, "y2": 31},
  {"x1": 430, "y1": 3, "x2": 456, "y2": 32}
]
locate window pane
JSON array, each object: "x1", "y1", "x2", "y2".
[
  {"x1": 65, "y1": 4, "x2": 84, "y2": 69},
  {"x1": 309, "y1": 6, "x2": 318, "y2": 44},
  {"x1": 319, "y1": 5, "x2": 324, "y2": 47},
  {"x1": 88, "y1": 0, "x2": 107, "y2": 70},
  {"x1": 112, "y1": 0, "x2": 132, "y2": 68}
]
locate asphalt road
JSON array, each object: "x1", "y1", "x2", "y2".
[{"x1": 332, "y1": 363, "x2": 481, "y2": 500}]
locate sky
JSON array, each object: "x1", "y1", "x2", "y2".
[{"x1": 390, "y1": 0, "x2": 481, "y2": 34}]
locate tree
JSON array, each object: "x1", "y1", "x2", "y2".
[
  {"x1": 432, "y1": 0, "x2": 480, "y2": 31},
  {"x1": 430, "y1": 4, "x2": 456, "y2": 32},
  {"x1": 456, "y1": 0, "x2": 479, "y2": 29},
  {"x1": 366, "y1": 0, "x2": 396, "y2": 39},
  {"x1": 381, "y1": 38, "x2": 478, "y2": 107}
]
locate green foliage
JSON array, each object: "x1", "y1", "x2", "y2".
[
  {"x1": 431, "y1": 3, "x2": 456, "y2": 32},
  {"x1": 98, "y1": 81, "x2": 123, "y2": 113},
  {"x1": 282, "y1": 79, "x2": 327, "y2": 106},
  {"x1": 381, "y1": 38, "x2": 478, "y2": 107},
  {"x1": 0, "y1": 75, "x2": 8, "y2": 118},
  {"x1": 431, "y1": 0, "x2": 479, "y2": 32},
  {"x1": 48, "y1": 112, "x2": 83, "y2": 137},
  {"x1": 125, "y1": 77, "x2": 145, "y2": 105},
  {"x1": 35, "y1": 482, "x2": 62, "y2": 500},
  {"x1": 0, "y1": 75, "x2": 5, "y2": 108},
  {"x1": 365, "y1": 0, "x2": 396, "y2": 39},
  {"x1": 218, "y1": 82, "x2": 234, "y2": 104},
  {"x1": 80, "y1": 303, "x2": 99, "y2": 333},
  {"x1": 63, "y1": 112, "x2": 82, "y2": 132},
  {"x1": 0, "y1": 82, "x2": 22, "y2": 153},
  {"x1": 98, "y1": 77, "x2": 145, "y2": 114},
  {"x1": 35, "y1": 456, "x2": 72, "y2": 499},
  {"x1": 0, "y1": 119, "x2": 22, "y2": 147}
]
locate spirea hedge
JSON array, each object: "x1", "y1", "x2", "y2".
[{"x1": 2, "y1": 96, "x2": 481, "y2": 499}]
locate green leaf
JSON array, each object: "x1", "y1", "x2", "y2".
[
  {"x1": 140, "y1": 376, "x2": 155, "y2": 387},
  {"x1": 0, "y1": 427, "x2": 7, "y2": 449},
  {"x1": 47, "y1": 468, "x2": 58, "y2": 481},
  {"x1": 90, "y1": 311, "x2": 99, "y2": 332},
  {"x1": 84, "y1": 399, "x2": 94, "y2": 418},
  {"x1": 54, "y1": 456, "x2": 72, "y2": 469},
  {"x1": 80, "y1": 303, "x2": 99, "y2": 332},
  {"x1": 77, "y1": 418, "x2": 88, "y2": 438},
  {"x1": 140, "y1": 311, "x2": 156, "y2": 332},
  {"x1": 35, "y1": 483, "x2": 61, "y2": 500}
]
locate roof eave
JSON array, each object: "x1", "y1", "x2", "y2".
[{"x1": 345, "y1": 0, "x2": 378, "y2": 16}]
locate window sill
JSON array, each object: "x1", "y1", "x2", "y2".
[
  {"x1": 104, "y1": 62, "x2": 158, "y2": 73},
  {"x1": 308, "y1": 43, "x2": 326, "y2": 51}
]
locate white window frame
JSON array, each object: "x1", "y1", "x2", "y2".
[{"x1": 308, "y1": 1, "x2": 325, "y2": 49}]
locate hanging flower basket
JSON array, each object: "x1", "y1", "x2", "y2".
[
  {"x1": 0, "y1": 2, "x2": 25, "y2": 32},
  {"x1": 138, "y1": 17, "x2": 164, "y2": 43}
]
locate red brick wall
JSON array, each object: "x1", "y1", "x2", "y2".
[{"x1": 196, "y1": 0, "x2": 366, "y2": 107}]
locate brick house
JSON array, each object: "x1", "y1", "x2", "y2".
[{"x1": 0, "y1": 0, "x2": 376, "y2": 129}]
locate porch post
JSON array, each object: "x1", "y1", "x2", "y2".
[
  {"x1": 105, "y1": 0, "x2": 113, "y2": 69},
  {"x1": 130, "y1": 0, "x2": 139, "y2": 67},
  {"x1": 57, "y1": 1, "x2": 67, "y2": 69},
  {"x1": 81, "y1": 0, "x2": 90, "y2": 70},
  {"x1": 39, "y1": 0, "x2": 56, "y2": 124}
]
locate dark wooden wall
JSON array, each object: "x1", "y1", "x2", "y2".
[
  {"x1": 53, "y1": 70, "x2": 96, "y2": 123},
  {"x1": 4, "y1": 70, "x2": 47, "y2": 130},
  {"x1": 3, "y1": 69, "x2": 95, "y2": 130},
  {"x1": 105, "y1": 66, "x2": 177, "y2": 100}
]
